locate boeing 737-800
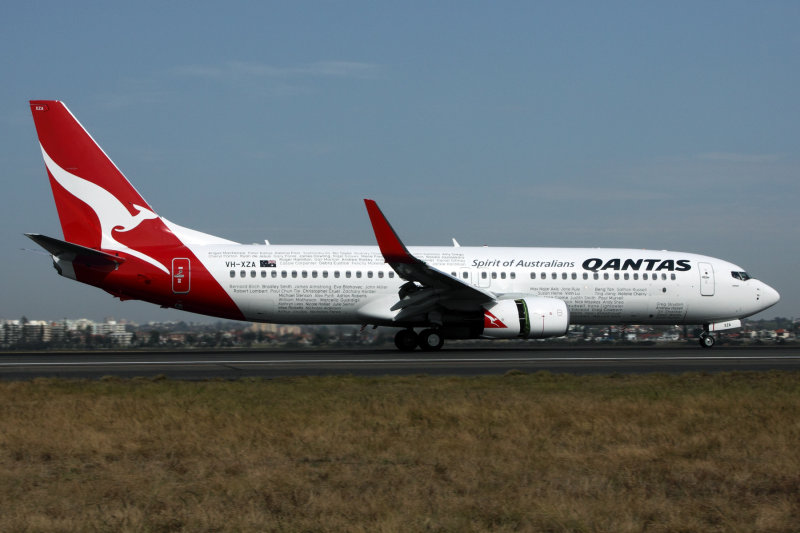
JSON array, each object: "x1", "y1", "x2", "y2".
[{"x1": 26, "y1": 101, "x2": 780, "y2": 350}]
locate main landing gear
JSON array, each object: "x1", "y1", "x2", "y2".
[{"x1": 394, "y1": 328, "x2": 444, "y2": 352}]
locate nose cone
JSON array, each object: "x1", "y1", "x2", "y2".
[{"x1": 760, "y1": 283, "x2": 781, "y2": 311}]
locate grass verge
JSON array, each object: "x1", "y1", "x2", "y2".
[{"x1": 1, "y1": 371, "x2": 799, "y2": 532}]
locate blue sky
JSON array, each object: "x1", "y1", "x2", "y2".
[{"x1": 2, "y1": 1, "x2": 797, "y2": 323}]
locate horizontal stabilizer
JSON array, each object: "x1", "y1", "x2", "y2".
[{"x1": 25, "y1": 233, "x2": 125, "y2": 270}]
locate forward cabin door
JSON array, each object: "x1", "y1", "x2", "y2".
[{"x1": 699, "y1": 262, "x2": 715, "y2": 296}]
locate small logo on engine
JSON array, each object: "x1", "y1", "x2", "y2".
[{"x1": 484, "y1": 310, "x2": 507, "y2": 329}]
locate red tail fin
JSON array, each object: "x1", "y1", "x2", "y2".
[
  {"x1": 30, "y1": 100, "x2": 156, "y2": 246},
  {"x1": 29, "y1": 101, "x2": 244, "y2": 320},
  {"x1": 30, "y1": 100, "x2": 169, "y2": 272}
]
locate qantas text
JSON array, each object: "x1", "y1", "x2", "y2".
[{"x1": 582, "y1": 258, "x2": 692, "y2": 272}]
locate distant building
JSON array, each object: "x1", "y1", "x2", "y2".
[
  {"x1": 25, "y1": 320, "x2": 52, "y2": 342},
  {"x1": 91, "y1": 320, "x2": 126, "y2": 336},
  {"x1": 108, "y1": 331, "x2": 133, "y2": 346},
  {"x1": 65, "y1": 318, "x2": 96, "y2": 332},
  {"x1": 1, "y1": 320, "x2": 22, "y2": 346}
]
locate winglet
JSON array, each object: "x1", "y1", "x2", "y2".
[{"x1": 364, "y1": 199, "x2": 417, "y2": 264}]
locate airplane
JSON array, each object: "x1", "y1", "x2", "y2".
[{"x1": 26, "y1": 100, "x2": 780, "y2": 350}]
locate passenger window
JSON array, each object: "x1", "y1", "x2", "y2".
[
  {"x1": 510, "y1": 272, "x2": 516, "y2": 280},
  {"x1": 250, "y1": 270, "x2": 256, "y2": 278},
  {"x1": 356, "y1": 271, "x2": 362, "y2": 278},
  {"x1": 551, "y1": 272, "x2": 557, "y2": 280},
  {"x1": 661, "y1": 273, "x2": 667, "y2": 280},
  {"x1": 492, "y1": 272, "x2": 497, "y2": 279},
  {"x1": 272, "y1": 271, "x2": 277, "y2": 278},
  {"x1": 501, "y1": 272, "x2": 506, "y2": 279},
  {"x1": 346, "y1": 271, "x2": 351, "y2": 278},
  {"x1": 229, "y1": 270, "x2": 235, "y2": 278},
  {"x1": 462, "y1": 272, "x2": 469, "y2": 279},
  {"x1": 593, "y1": 273, "x2": 599, "y2": 280},
  {"x1": 334, "y1": 271, "x2": 340, "y2": 278},
  {"x1": 571, "y1": 273, "x2": 577, "y2": 280},
  {"x1": 281, "y1": 271, "x2": 287, "y2": 278},
  {"x1": 240, "y1": 270, "x2": 246, "y2": 278},
  {"x1": 378, "y1": 271, "x2": 384, "y2": 278},
  {"x1": 261, "y1": 271, "x2": 267, "y2": 278},
  {"x1": 643, "y1": 273, "x2": 648, "y2": 280},
  {"x1": 670, "y1": 273, "x2": 676, "y2": 280},
  {"x1": 312, "y1": 271, "x2": 318, "y2": 278},
  {"x1": 389, "y1": 272, "x2": 395, "y2": 278},
  {"x1": 301, "y1": 271, "x2": 307, "y2": 278},
  {"x1": 603, "y1": 273, "x2": 609, "y2": 280},
  {"x1": 633, "y1": 273, "x2": 638, "y2": 280},
  {"x1": 562, "y1": 272, "x2": 567, "y2": 280},
  {"x1": 292, "y1": 271, "x2": 298, "y2": 278},
  {"x1": 530, "y1": 272, "x2": 536, "y2": 279},
  {"x1": 623, "y1": 273, "x2": 629, "y2": 280},
  {"x1": 367, "y1": 271, "x2": 373, "y2": 278},
  {"x1": 614, "y1": 273, "x2": 619, "y2": 280},
  {"x1": 482, "y1": 272, "x2": 488, "y2": 279},
  {"x1": 323, "y1": 271, "x2": 329, "y2": 278},
  {"x1": 582, "y1": 273, "x2": 588, "y2": 280}
]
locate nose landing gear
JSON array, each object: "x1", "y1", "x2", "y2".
[{"x1": 699, "y1": 330, "x2": 716, "y2": 348}]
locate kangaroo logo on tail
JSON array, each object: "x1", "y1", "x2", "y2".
[{"x1": 41, "y1": 146, "x2": 169, "y2": 274}]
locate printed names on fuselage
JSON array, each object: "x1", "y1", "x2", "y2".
[
  {"x1": 530, "y1": 285, "x2": 639, "y2": 319},
  {"x1": 208, "y1": 249, "x2": 466, "y2": 268},
  {"x1": 211, "y1": 248, "x2": 689, "y2": 321},
  {"x1": 270, "y1": 284, "x2": 387, "y2": 315}
]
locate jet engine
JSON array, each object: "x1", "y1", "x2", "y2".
[{"x1": 480, "y1": 297, "x2": 569, "y2": 339}]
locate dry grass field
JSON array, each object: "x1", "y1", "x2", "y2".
[{"x1": 1, "y1": 371, "x2": 799, "y2": 532}]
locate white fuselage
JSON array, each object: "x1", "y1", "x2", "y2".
[{"x1": 195, "y1": 244, "x2": 778, "y2": 326}]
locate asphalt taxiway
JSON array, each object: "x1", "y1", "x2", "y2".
[{"x1": 1, "y1": 344, "x2": 798, "y2": 380}]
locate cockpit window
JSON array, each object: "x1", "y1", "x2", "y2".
[{"x1": 731, "y1": 271, "x2": 752, "y2": 281}]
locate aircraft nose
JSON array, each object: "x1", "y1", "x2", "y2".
[{"x1": 760, "y1": 283, "x2": 780, "y2": 310}]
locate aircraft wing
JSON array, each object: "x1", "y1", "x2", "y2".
[{"x1": 364, "y1": 200, "x2": 494, "y2": 322}]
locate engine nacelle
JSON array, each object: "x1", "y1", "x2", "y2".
[{"x1": 481, "y1": 297, "x2": 569, "y2": 339}]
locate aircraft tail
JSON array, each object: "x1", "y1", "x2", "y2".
[
  {"x1": 29, "y1": 100, "x2": 157, "y2": 250},
  {"x1": 28, "y1": 101, "x2": 244, "y2": 319}
]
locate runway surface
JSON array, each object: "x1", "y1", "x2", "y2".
[{"x1": 1, "y1": 344, "x2": 799, "y2": 380}]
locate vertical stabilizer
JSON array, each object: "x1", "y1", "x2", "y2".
[
  {"x1": 29, "y1": 100, "x2": 156, "y2": 249},
  {"x1": 29, "y1": 100, "x2": 171, "y2": 272},
  {"x1": 27, "y1": 100, "x2": 245, "y2": 320}
]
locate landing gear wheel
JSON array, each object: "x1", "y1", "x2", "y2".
[
  {"x1": 418, "y1": 329, "x2": 444, "y2": 351},
  {"x1": 699, "y1": 334, "x2": 715, "y2": 349},
  {"x1": 394, "y1": 329, "x2": 418, "y2": 352}
]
